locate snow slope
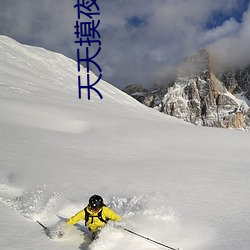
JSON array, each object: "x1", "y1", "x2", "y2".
[{"x1": 0, "y1": 35, "x2": 250, "y2": 250}]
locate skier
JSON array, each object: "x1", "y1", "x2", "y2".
[{"x1": 66, "y1": 194, "x2": 122, "y2": 239}]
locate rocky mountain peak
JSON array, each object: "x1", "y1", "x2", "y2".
[
  {"x1": 177, "y1": 49, "x2": 210, "y2": 78},
  {"x1": 123, "y1": 49, "x2": 250, "y2": 130}
]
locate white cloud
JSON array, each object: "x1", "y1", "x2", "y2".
[
  {"x1": 0, "y1": 0, "x2": 249, "y2": 88},
  {"x1": 200, "y1": 17, "x2": 240, "y2": 45},
  {"x1": 209, "y1": 5, "x2": 250, "y2": 68}
]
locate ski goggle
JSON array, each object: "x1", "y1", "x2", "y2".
[{"x1": 89, "y1": 204, "x2": 101, "y2": 211}]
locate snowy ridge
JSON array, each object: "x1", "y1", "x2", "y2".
[
  {"x1": 1, "y1": 36, "x2": 250, "y2": 250},
  {"x1": 0, "y1": 35, "x2": 147, "y2": 110}
]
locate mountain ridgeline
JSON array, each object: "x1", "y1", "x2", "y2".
[{"x1": 123, "y1": 49, "x2": 250, "y2": 130}]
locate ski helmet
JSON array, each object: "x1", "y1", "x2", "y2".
[{"x1": 89, "y1": 195, "x2": 104, "y2": 210}]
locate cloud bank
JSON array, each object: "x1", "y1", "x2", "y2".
[{"x1": 0, "y1": 0, "x2": 249, "y2": 89}]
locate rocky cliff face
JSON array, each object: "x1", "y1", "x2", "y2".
[
  {"x1": 123, "y1": 49, "x2": 250, "y2": 130},
  {"x1": 217, "y1": 66, "x2": 250, "y2": 99}
]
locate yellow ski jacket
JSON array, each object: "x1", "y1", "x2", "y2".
[{"x1": 67, "y1": 206, "x2": 121, "y2": 233}]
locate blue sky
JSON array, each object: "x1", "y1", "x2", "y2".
[
  {"x1": 206, "y1": 0, "x2": 249, "y2": 28},
  {"x1": 0, "y1": 0, "x2": 249, "y2": 89}
]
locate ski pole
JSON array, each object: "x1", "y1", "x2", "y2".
[
  {"x1": 122, "y1": 227, "x2": 180, "y2": 250},
  {"x1": 37, "y1": 220, "x2": 48, "y2": 231}
]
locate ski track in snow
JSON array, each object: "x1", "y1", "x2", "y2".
[{"x1": 0, "y1": 180, "x2": 211, "y2": 250}]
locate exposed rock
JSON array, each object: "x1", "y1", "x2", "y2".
[
  {"x1": 123, "y1": 84, "x2": 147, "y2": 103},
  {"x1": 217, "y1": 66, "x2": 250, "y2": 99},
  {"x1": 123, "y1": 84, "x2": 147, "y2": 95},
  {"x1": 123, "y1": 49, "x2": 250, "y2": 130}
]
